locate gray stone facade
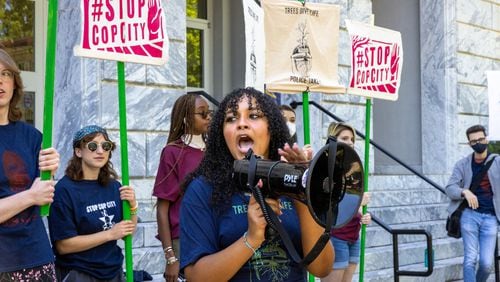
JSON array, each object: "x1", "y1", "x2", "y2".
[{"x1": 51, "y1": 0, "x2": 499, "y2": 279}]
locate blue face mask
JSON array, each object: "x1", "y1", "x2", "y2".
[{"x1": 471, "y1": 143, "x2": 487, "y2": 154}]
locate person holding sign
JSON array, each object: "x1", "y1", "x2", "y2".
[
  {"x1": 322, "y1": 121, "x2": 371, "y2": 282},
  {"x1": 153, "y1": 93, "x2": 211, "y2": 281},
  {"x1": 48, "y1": 125, "x2": 137, "y2": 282},
  {"x1": 445, "y1": 125, "x2": 500, "y2": 282},
  {"x1": 0, "y1": 49, "x2": 60, "y2": 281},
  {"x1": 179, "y1": 88, "x2": 333, "y2": 281}
]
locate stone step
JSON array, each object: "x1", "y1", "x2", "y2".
[
  {"x1": 368, "y1": 203, "x2": 449, "y2": 225},
  {"x1": 364, "y1": 219, "x2": 449, "y2": 248},
  {"x1": 355, "y1": 256, "x2": 464, "y2": 282},
  {"x1": 362, "y1": 237, "x2": 464, "y2": 272},
  {"x1": 368, "y1": 175, "x2": 448, "y2": 191},
  {"x1": 368, "y1": 188, "x2": 448, "y2": 207}
]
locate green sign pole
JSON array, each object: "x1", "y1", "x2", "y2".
[
  {"x1": 40, "y1": 0, "x2": 58, "y2": 216},
  {"x1": 117, "y1": 61, "x2": 133, "y2": 282},
  {"x1": 301, "y1": 90, "x2": 316, "y2": 282},
  {"x1": 358, "y1": 97, "x2": 372, "y2": 282}
]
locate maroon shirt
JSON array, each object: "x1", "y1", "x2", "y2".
[
  {"x1": 153, "y1": 140, "x2": 204, "y2": 239},
  {"x1": 330, "y1": 213, "x2": 362, "y2": 243}
]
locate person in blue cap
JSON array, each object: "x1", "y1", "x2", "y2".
[{"x1": 48, "y1": 125, "x2": 137, "y2": 282}]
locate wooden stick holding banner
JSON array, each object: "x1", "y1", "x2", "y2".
[
  {"x1": 345, "y1": 19, "x2": 403, "y2": 282},
  {"x1": 40, "y1": 0, "x2": 58, "y2": 216},
  {"x1": 73, "y1": 0, "x2": 169, "y2": 280}
]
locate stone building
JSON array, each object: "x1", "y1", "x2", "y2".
[{"x1": 1, "y1": 0, "x2": 498, "y2": 280}]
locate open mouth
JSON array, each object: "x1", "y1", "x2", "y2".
[{"x1": 238, "y1": 135, "x2": 254, "y2": 154}]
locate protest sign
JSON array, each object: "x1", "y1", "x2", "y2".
[{"x1": 74, "y1": 0, "x2": 168, "y2": 65}]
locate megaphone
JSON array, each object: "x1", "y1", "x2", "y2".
[{"x1": 233, "y1": 137, "x2": 364, "y2": 229}]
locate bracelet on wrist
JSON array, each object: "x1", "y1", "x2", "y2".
[
  {"x1": 166, "y1": 256, "x2": 179, "y2": 265},
  {"x1": 130, "y1": 202, "x2": 139, "y2": 210},
  {"x1": 242, "y1": 231, "x2": 260, "y2": 254}
]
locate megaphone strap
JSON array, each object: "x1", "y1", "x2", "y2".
[{"x1": 244, "y1": 142, "x2": 339, "y2": 267}]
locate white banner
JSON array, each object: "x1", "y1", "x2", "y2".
[
  {"x1": 487, "y1": 71, "x2": 500, "y2": 141},
  {"x1": 263, "y1": 0, "x2": 344, "y2": 94},
  {"x1": 346, "y1": 20, "x2": 403, "y2": 101},
  {"x1": 243, "y1": 0, "x2": 265, "y2": 92},
  {"x1": 74, "y1": 0, "x2": 169, "y2": 65}
]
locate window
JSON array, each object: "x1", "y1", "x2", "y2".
[
  {"x1": 0, "y1": 0, "x2": 46, "y2": 128},
  {"x1": 186, "y1": 0, "x2": 211, "y2": 92}
]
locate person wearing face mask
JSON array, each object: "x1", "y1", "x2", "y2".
[
  {"x1": 445, "y1": 124, "x2": 500, "y2": 282},
  {"x1": 279, "y1": 105, "x2": 297, "y2": 145}
]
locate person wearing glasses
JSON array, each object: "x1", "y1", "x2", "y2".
[
  {"x1": 153, "y1": 93, "x2": 211, "y2": 281},
  {"x1": 445, "y1": 125, "x2": 500, "y2": 282},
  {"x1": 48, "y1": 125, "x2": 137, "y2": 281},
  {"x1": 179, "y1": 88, "x2": 333, "y2": 281},
  {"x1": 321, "y1": 121, "x2": 371, "y2": 282},
  {"x1": 0, "y1": 49, "x2": 60, "y2": 281}
]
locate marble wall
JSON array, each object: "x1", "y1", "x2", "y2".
[{"x1": 51, "y1": 0, "x2": 499, "y2": 277}]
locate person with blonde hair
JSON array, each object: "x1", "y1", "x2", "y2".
[{"x1": 322, "y1": 121, "x2": 371, "y2": 282}]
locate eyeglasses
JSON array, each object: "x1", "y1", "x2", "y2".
[
  {"x1": 195, "y1": 110, "x2": 213, "y2": 119},
  {"x1": 86, "y1": 141, "x2": 113, "y2": 152},
  {"x1": 469, "y1": 137, "x2": 486, "y2": 146},
  {"x1": 0, "y1": 70, "x2": 14, "y2": 82}
]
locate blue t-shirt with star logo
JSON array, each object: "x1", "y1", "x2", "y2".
[{"x1": 48, "y1": 176, "x2": 123, "y2": 280}]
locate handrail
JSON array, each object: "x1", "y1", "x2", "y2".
[
  {"x1": 371, "y1": 214, "x2": 434, "y2": 282},
  {"x1": 189, "y1": 90, "x2": 221, "y2": 107},
  {"x1": 290, "y1": 100, "x2": 446, "y2": 195}
]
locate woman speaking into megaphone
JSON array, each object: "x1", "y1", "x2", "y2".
[{"x1": 179, "y1": 88, "x2": 334, "y2": 282}]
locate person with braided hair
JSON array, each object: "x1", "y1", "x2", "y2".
[
  {"x1": 179, "y1": 87, "x2": 333, "y2": 281},
  {"x1": 153, "y1": 93, "x2": 211, "y2": 282}
]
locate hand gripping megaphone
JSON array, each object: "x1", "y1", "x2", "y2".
[
  {"x1": 233, "y1": 137, "x2": 364, "y2": 228},
  {"x1": 232, "y1": 137, "x2": 364, "y2": 265}
]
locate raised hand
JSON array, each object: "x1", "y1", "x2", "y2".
[
  {"x1": 390, "y1": 44, "x2": 400, "y2": 80},
  {"x1": 278, "y1": 143, "x2": 310, "y2": 163},
  {"x1": 148, "y1": 0, "x2": 162, "y2": 40}
]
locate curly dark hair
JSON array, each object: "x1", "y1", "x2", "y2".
[
  {"x1": 183, "y1": 87, "x2": 290, "y2": 211},
  {"x1": 65, "y1": 132, "x2": 118, "y2": 186}
]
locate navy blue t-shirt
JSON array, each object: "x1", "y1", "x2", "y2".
[
  {"x1": 180, "y1": 177, "x2": 307, "y2": 282},
  {"x1": 0, "y1": 121, "x2": 54, "y2": 272},
  {"x1": 471, "y1": 157, "x2": 495, "y2": 215},
  {"x1": 48, "y1": 176, "x2": 124, "y2": 279}
]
